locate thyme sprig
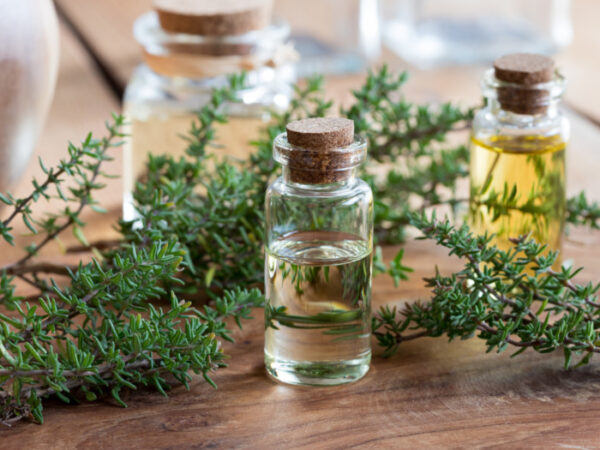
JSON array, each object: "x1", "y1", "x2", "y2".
[
  {"x1": 0, "y1": 117, "x2": 123, "y2": 295},
  {"x1": 567, "y1": 191, "x2": 600, "y2": 229},
  {"x1": 1, "y1": 67, "x2": 599, "y2": 426},
  {"x1": 343, "y1": 67, "x2": 474, "y2": 244},
  {"x1": 0, "y1": 81, "x2": 265, "y2": 425},
  {"x1": 374, "y1": 212, "x2": 600, "y2": 365}
]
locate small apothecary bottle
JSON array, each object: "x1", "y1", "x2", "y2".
[
  {"x1": 264, "y1": 118, "x2": 373, "y2": 386},
  {"x1": 469, "y1": 53, "x2": 569, "y2": 258},
  {"x1": 123, "y1": 0, "x2": 296, "y2": 220}
]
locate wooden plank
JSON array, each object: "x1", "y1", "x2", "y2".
[
  {"x1": 1, "y1": 235, "x2": 599, "y2": 448},
  {"x1": 55, "y1": 0, "x2": 152, "y2": 91}
]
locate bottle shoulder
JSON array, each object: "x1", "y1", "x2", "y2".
[
  {"x1": 473, "y1": 106, "x2": 570, "y2": 140},
  {"x1": 124, "y1": 64, "x2": 222, "y2": 108},
  {"x1": 124, "y1": 64, "x2": 294, "y2": 113},
  {"x1": 267, "y1": 177, "x2": 372, "y2": 201}
]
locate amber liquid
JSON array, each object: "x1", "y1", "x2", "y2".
[
  {"x1": 122, "y1": 108, "x2": 267, "y2": 220},
  {"x1": 469, "y1": 134, "x2": 566, "y2": 258}
]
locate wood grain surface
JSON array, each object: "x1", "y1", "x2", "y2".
[
  {"x1": 1, "y1": 1, "x2": 600, "y2": 448},
  {"x1": 1, "y1": 237, "x2": 600, "y2": 449}
]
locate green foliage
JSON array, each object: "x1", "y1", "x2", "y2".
[
  {"x1": 1, "y1": 116, "x2": 123, "y2": 299},
  {"x1": 1, "y1": 67, "x2": 599, "y2": 425},
  {"x1": 343, "y1": 67, "x2": 474, "y2": 244},
  {"x1": 0, "y1": 82, "x2": 264, "y2": 425},
  {"x1": 567, "y1": 191, "x2": 600, "y2": 229},
  {"x1": 0, "y1": 119, "x2": 121, "y2": 249},
  {"x1": 119, "y1": 73, "x2": 264, "y2": 294},
  {"x1": 374, "y1": 212, "x2": 600, "y2": 367}
]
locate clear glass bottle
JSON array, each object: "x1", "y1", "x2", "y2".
[
  {"x1": 382, "y1": 0, "x2": 573, "y2": 68},
  {"x1": 122, "y1": 9, "x2": 296, "y2": 220},
  {"x1": 469, "y1": 54, "x2": 569, "y2": 261},
  {"x1": 264, "y1": 118, "x2": 373, "y2": 386}
]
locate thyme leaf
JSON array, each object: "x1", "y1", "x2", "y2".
[{"x1": 1, "y1": 67, "x2": 598, "y2": 425}]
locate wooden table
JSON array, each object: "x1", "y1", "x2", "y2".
[{"x1": 2, "y1": 1, "x2": 600, "y2": 447}]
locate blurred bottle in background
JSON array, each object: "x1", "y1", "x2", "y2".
[
  {"x1": 123, "y1": 0, "x2": 296, "y2": 220},
  {"x1": 381, "y1": 0, "x2": 572, "y2": 68},
  {"x1": 0, "y1": 0, "x2": 59, "y2": 194}
]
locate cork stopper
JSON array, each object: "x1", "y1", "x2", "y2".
[
  {"x1": 154, "y1": 0, "x2": 272, "y2": 36},
  {"x1": 274, "y1": 118, "x2": 366, "y2": 184},
  {"x1": 494, "y1": 53, "x2": 554, "y2": 85},
  {"x1": 286, "y1": 118, "x2": 354, "y2": 150},
  {"x1": 493, "y1": 53, "x2": 555, "y2": 114}
]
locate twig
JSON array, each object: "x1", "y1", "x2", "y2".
[{"x1": 66, "y1": 239, "x2": 122, "y2": 254}]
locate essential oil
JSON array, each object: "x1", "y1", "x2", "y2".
[
  {"x1": 469, "y1": 53, "x2": 569, "y2": 261},
  {"x1": 264, "y1": 118, "x2": 373, "y2": 386},
  {"x1": 265, "y1": 231, "x2": 372, "y2": 386},
  {"x1": 469, "y1": 134, "x2": 566, "y2": 253}
]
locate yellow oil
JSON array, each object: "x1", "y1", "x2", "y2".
[
  {"x1": 122, "y1": 109, "x2": 267, "y2": 218},
  {"x1": 469, "y1": 134, "x2": 566, "y2": 259}
]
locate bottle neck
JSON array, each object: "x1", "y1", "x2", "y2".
[
  {"x1": 487, "y1": 96, "x2": 561, "y2": 125},
  {"x1": 281, "y1": 166, "x2": 358, "y2": 190},
  {"x1": 273, "y1": 133, "x2": 367, "y2": 187},
  {"x1": 480, "y1": 67, "x2": 565, "y2": 123},
  {"x1": 134, "y1": 12, "x2": 295, "y2": 79}
]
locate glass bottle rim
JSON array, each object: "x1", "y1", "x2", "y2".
[
  {"x1": 134, "y1": 11, "x2": 290, "y2": 53},
  {"x1": 481, "y1": 67, "x2": 567, "y2": 102}
]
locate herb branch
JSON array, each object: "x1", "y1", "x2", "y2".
[
  {"x1": 374, "y1": 212, "x2": 600, "y2": 366},
  {"x1": 1, "y1": 67, "x2": 599, "y2": 425},
  {"x1": 0, "y1": 79, "x2": 263, "y2": 425}
]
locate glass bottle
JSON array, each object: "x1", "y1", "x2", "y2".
[
  {"x1": 122, "y1": 2, "x2": 296, "y2": 220},
  {"x1": 381, "y1": 0, "x2": 572, "y2": 68},
  {"x1": 264, "y1": 118, "x2": 373, "y2": 386},
  {"x1": 469, "y1": 53, "x2": 569, "y2": 261}
]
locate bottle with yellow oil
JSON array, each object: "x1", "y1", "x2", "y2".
[
  {"x1": 469, "y1": 53, "x2": 569, "y2": 261},
  {"x1": 122, "y1": 0, "x2": 296, "y2": 220}
]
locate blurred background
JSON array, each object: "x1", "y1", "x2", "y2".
[
  {"x1": 48, "y1": 0, "x2": 588, "y2": 98},
  {"x1": 2, "y1": 0, "x2": 599, "y2": 213}
]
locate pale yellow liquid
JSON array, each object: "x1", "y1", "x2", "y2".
[
  {"x1": 265, "y1": 231, "x2": 372, "y2": 385},
  {"x1": 469, "y1": 134, "x2": 566, "y2": 257},
  {"x1": 122, "y1": 108, "x2": 267, "y2": 218}
]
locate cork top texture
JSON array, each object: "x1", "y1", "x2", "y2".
[
  {"x1": 494, "y1": 53, "x2": 555, "y2": 85},
  {"x1": 493, "y1": 53, "x2": 556, "y2": 115},
  {"x1": 280, "y1": 118, "x2": 363, "y2": 184},
  {"x1": 286, "y1": 118, "x2": 354, "y2": 149},
  {"x1": 154, "y1": 0, "x2": 273, "y2": 36}
]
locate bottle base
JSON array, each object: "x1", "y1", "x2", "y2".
[{"x1": 265, "y1": 352, "x2": 371, "y2": 386}]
